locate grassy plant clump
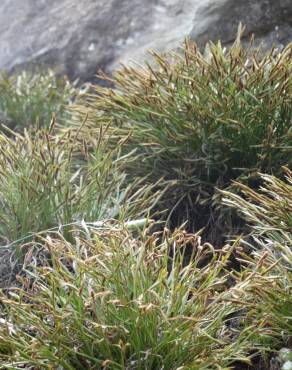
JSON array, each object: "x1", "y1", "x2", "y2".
[
  {"x1": 79, "y1": 38, "x2": 292, "y2": 241},
  {"x1": 222, "y1": 170, "x2": 292, "y2": 358},
  {"x1": 0, "y1": 224, "x2": 277, "y2": 369},
  {"x1": 1, "y1": 32, "x2": 292, "y2": 369},
  {"x1": 0, "y1": 123, "x2": 158, "y2": 248},
  {"x1": 0, "y1": 69, "x2": 81, "y2": 132},
  {"x1": 223, "y1": 167, "x2": 292, "y2": 240}
]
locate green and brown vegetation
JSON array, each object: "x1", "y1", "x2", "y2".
[
  {"x1": 76, "y1": 38, "x2": 292, "y2": 242},
  {"x1": 0, "y1": 35, "x2": 291, "y2": 369},
  {"x1": 0, "y1": 124, "x2": 157, "y2": 247},
  {"x1": 0, "y1": 69, "x2": 81, "y2": 132}
]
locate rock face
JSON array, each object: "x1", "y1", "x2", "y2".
[
  {"x1": 0, "y1": 0, "x2": 291, "y2": 83},
  {"x1": 191, "y1": 0, "x2": 292, "y2": 51}
]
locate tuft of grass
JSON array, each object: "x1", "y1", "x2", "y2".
[
  {"x1": 0, "y1": 69, "x2": 82, "y2": 132},
  {"x1": 77, "y1": 37, "x2": 292, "y2": 242},
  {"x1": 0, "y1": 122, "x2": 159, "y2": 249},
  {"x1": 0, "y1": 224, "x2": 275, "y2": 369},
  {"x1": 0, "y1": 34, "x2": 291, "y2": 370},
  {"x1": 222, "y1": 170, "x2": 292, "y2": 359},
  {"x1": 222, "y1": 167, "x2": 292, "y2": 239}
]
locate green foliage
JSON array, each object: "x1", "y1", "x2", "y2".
[
  {"x1": 0, "y1": 225, "x2": 270, "y2": 369},
  {"x1": 79, "y1": 40, "x2": 292, "y2": 240},
  {"x1": 223, "y1": 167, "x2": 292, "y2": 239},
  {"x1": 0, "y1": 34, "x2": 292, "y2": 369},
  {"x1": 223, "y1": 170, "x2": 292, "y2": 353},
  {"x1": 0, "y1": 69, "x2": 81, "y2": 131},
  {"x1": 0, "y1": 123, "x2": 158, "y2": 246}
]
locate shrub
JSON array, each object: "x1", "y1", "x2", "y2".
[
  {"x1": 0, "y1": 225, "x2": 273, "y2": 369},
  {"x1": 79, "y1": 38, "x2": 292, "y2": 242},
  {"x1": 0, "y1": 69, "x2": 81, "y2": 132},
  {"x1": 0, "y1": 123, "x2": 158, "y2": 248}
]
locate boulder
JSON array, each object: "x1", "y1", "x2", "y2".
[
  {"x1": 0, "y1": 0, "x2": 291, "y2": 83},
  {"x1": 191, "y1": 0, "x2": 292, "y2": 51}
]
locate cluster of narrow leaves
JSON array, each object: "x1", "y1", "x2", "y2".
[
  {"x1": 0, "y1": 122, "x2": 159, "y2": 249},
  {"x1": 0, "y1": 69, "x2": 82, "y2": 132},
  {"x1": 223, "y1": 169, "x2": 292, "y2": 359},
  {"x1": 0, "y1": 35, "x2": 291, "y2": 370},
  {"x1": 0, "y1": 223, "x2": 283, "y2": 370},
  {"x1": 76, "y1": 39, "x2": 292, "y2": 241},
  {"x1": 223, "y1": 167, "x2": 292, "y2": 238}
]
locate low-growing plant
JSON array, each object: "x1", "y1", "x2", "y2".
[
  {"x1": 222, "y1": 167, "x2": 292, "y2": 240},
  {"x1": 222, "y1": 170, "x2": 292, "y2": 362},
  {"x1": 0, "y1": 123, "x2": 159, "y2": 248},
  {"x1": 77, "y1": 35, "x2": 292, "y2": 242},
  {"x1": 0, "y1": 224, "x2": 275, "y2": 369},
  {"x1": 0, "y1": 69, "x2": 81, "y2": 132}
]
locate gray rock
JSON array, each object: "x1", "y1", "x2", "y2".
[
  {"x1": 191, "y1": 0, "x2": 292, "y2": 52},
  {"x1": 0, "y1": 0, "x2": 291, "y2": 83},
  {"x1": 0, "y1": 0, "x2": 154, "y2": 82}
]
